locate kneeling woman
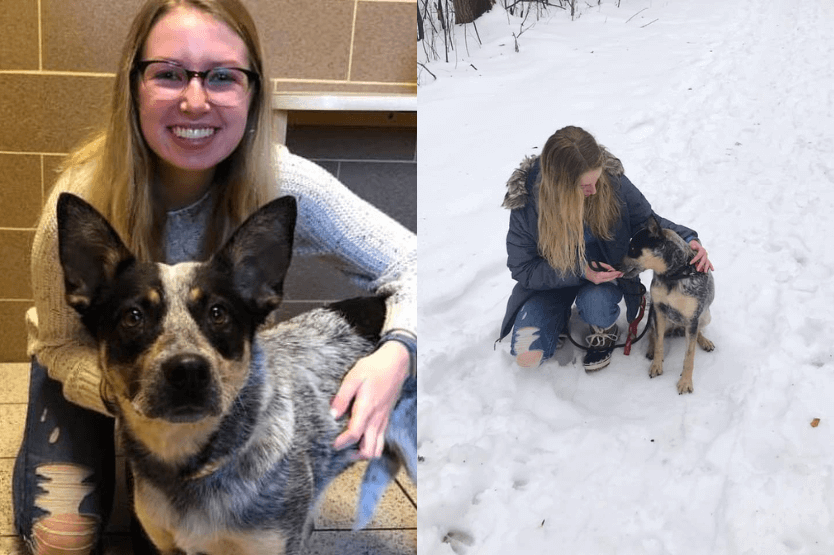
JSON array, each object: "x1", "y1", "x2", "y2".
[{"x1": 498, "y1": 126, "x2": 713, "y2": 371}]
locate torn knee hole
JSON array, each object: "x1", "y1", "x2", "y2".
[
  {"x1": 32, "y1": 463, "x2": 100, "y2": 554},
  {"x1": 514, "y1": 327, "x2": 540, "y2": 353},
  {"x1": 33, "y1": 463, "x2": 98, "y2": 516},
  {"x1": 32, "y1": 513, "x2": 99, "y2": 555}
]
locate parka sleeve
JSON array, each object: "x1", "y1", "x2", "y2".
[
  {"x1": 506, "y1": 204, "x2": 584, "y2": 291},
  {"x1": 618, "y1": 174, "x2": 699, "y2": 241}
]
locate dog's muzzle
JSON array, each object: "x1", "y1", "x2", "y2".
[
  {"x1": 147, "y1": 353, "x2": 221, "y2": 422},
  {"x1": 619, "y1": 266, "x2": 641, "y2": 280},
  {"x1": 618, "y1": 259, "x2": 642, "y2": 280}
]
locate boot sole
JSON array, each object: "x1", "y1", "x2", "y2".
[{"x1": 584, "y1": 353, "x2": 612, "y2": 372}]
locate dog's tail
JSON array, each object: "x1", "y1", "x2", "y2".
[{"x1": 353, "y1": 374, "x2": 417, "y2": 530}]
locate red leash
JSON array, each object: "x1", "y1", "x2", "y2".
[{"x1": 623, "y1": 294, "x2": 647, "y2": 356}]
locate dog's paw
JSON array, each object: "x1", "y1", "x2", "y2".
[
  {"x1": 645, "y1": 350, "x2": 654, "y2": 361},
  {"x1": 677, "y1": 377, "x2": 694, "y2": 394},
  {"x1": 698, "y1": 335, "x2": 715, "y2": 352},
  {"x1": 649, "y1": 361, "x2": 663, "y2": 378}
]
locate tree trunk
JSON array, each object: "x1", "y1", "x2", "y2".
[{"x1": 453, "y1": 0, "x2": 494, "y2": 24}]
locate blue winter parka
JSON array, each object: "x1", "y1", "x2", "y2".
[{"x1": 498, "y1": 153, "x2": 698, "y2": 341}]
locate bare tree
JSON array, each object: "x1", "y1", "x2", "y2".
[
  {"x1": 453, "y1": 0, "x2": 495, "y2": 24},
  {"x1": 418, "y1": 0, "x2": 618, "y2": 65}
]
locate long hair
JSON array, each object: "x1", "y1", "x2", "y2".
[
  {"x1": 537, "y1": 126, "x2": 621, "y2": 276},
  {"x1": 62, "y1": 0, "x2": 275, "y2": 262}
]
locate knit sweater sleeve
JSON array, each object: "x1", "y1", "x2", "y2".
[
  {"x1": 26, "y1": 164, "x2": 111, "y2": 415},
  {"x1": 275, "y1": 146, "x2": 416, "y2": 337}
]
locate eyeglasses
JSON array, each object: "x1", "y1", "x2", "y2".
[{"x1": 136, "y1": 60, "x2": 259, "y2": 107}]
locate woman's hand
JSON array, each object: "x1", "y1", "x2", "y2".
[
  {"x1": 330, "y1": 341, "x2": 410, "y2": 459},
  {"x1": 689, "y1": 240, "x2": 715, "y2": 273},
  {"x1": 584, "y1": 262, "x2": 623, "y2": 284}
]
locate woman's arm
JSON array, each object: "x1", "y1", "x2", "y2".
[
  {"x1": 618, "y1": 174, "x2": 699, "y2": 242},
  {"x1": 26, "y1": 170, "x2": 111, "y2": 415},
  {"x1": 275, "y1": 147, "x2": 416, "y2": 459},
  {"x1": 618, "y1": 174, "x2": 713, "y2": 272},
  {"x1": 276, "y1": 147, "x2": 416, "y2": 342}
]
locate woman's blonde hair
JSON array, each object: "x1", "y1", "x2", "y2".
[
  {"x1": 63, "y1": 0, "x2": 275, "y2": 262},
  {"x1": 537, "y1": 126, "x2": 621, "y2": 276}
]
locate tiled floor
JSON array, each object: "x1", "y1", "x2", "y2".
[{"x1": 0, "y1": 363, "x2": 416, "y2": 555}]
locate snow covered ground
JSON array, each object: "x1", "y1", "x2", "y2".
[{"x1": 417, "y1": 1, "x2": 834, "y2": 553}]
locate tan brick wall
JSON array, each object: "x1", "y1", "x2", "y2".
[{"x1": 0, "y1": 0, "x2": 417, "y2": 361}]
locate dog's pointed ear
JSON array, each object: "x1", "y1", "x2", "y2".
[
  {"x1": 646, "y1": 216, "x2": 662, "y2": 237},
  {"x1": 213, "y1": 195, "x2": 297, "y2": 317},
  {"x1": 57, "y1": 193, "x2": 135, "y2": 314}
]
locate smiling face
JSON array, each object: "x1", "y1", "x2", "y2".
[{"x1": 137, "y1": 6, "x2": 253, "y2": 189}]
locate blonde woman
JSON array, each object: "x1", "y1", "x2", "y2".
[
  {"x1": 498, "y1": 126, "x2": 712, "y2": 371},
  {"x1": 14, "y1": 1, "x2": 415, "y2": 553}
]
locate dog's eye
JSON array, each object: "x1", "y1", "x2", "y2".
[
  {"x1": 121, "y1": 307, "x2": 143, "y2": 329},
  {"x1": 209, "y1": 304, "x2": 228, "y2": 326}
]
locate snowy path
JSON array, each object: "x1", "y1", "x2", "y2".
[{"x1": 418, "y1": 1, "x2": 834, "y2": 553}]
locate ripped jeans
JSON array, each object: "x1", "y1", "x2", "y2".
[
  {"x1": 510, "y1": 283, "x2": 623, "y2": 362},
  {"x1": 13, "y1": 360, "x2": 115, "y2": 555}
]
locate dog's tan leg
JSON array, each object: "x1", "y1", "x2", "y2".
[
  {"x1": 645, "y1": 318, "x2": 656, "y2": 361},
  {"x1": 649, "y1": 310, "x2": 666, "y2": 378},
  {"x1": 200, "y1": 531, "x2": 289, "y2": 555},
  {"x1": 697, "y1": 331, "x2": 714, "y2": 352},
  {"x1": 134, "y1": 520, "x2": 177, "y2": 555},
  {"x1": 697, "y1": 309, "x2": 714, "y2": 352},
  {"x1": 677, "y1": 326, "x2": 698, "y2": 394},
  {"x1": 134, "y1": 494, "x2": 178, "y2": 555}
]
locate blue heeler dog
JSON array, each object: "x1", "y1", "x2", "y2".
[
  {"x1": 56, "y1": 192, "x2": 416, "y2": 555},
  {"x1": 620, "y1": 216, "x2": 715, "y2": 394}
]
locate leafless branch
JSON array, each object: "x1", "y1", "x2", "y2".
[
  {"x1": 418, "y1": 62, "x2": 437, "y2": 80},
  {"x1": 418, "y1": 0, "x2": 621, "y2": 65},
  {"x1": 626, "y1": 7, "x2": 648, "y2": 24}
]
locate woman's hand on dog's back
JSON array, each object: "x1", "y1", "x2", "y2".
[
  {"x1": 689, "y1": 240, "x2": 715, "y2": 273},
  {"x1": 330, "y1": 341, "x2": 410, "y2": 459}
]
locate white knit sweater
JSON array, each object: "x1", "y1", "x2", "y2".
[{"x1": 26, "y1": 145, "x2": 416, "y2": 415}]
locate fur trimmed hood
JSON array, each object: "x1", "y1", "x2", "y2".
[{"x1": 501, "y1": 147, "x2": 625, "y2": 210}]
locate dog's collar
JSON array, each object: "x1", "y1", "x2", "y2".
[{"x1": 185, "y1": 455, "x2": 232, "y2": 481}]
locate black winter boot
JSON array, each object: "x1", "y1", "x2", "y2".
[{"x1": 583, "y1": 324, "x2": 618, "y2": 372}]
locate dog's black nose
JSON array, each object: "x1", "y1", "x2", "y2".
[{"x1": 162, "y1": 354, "x2": 211, "y2": 392}]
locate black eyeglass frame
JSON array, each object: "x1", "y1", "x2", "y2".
[{"x1": 134, "y1": 60, "x2": 260, "y2": 92}]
